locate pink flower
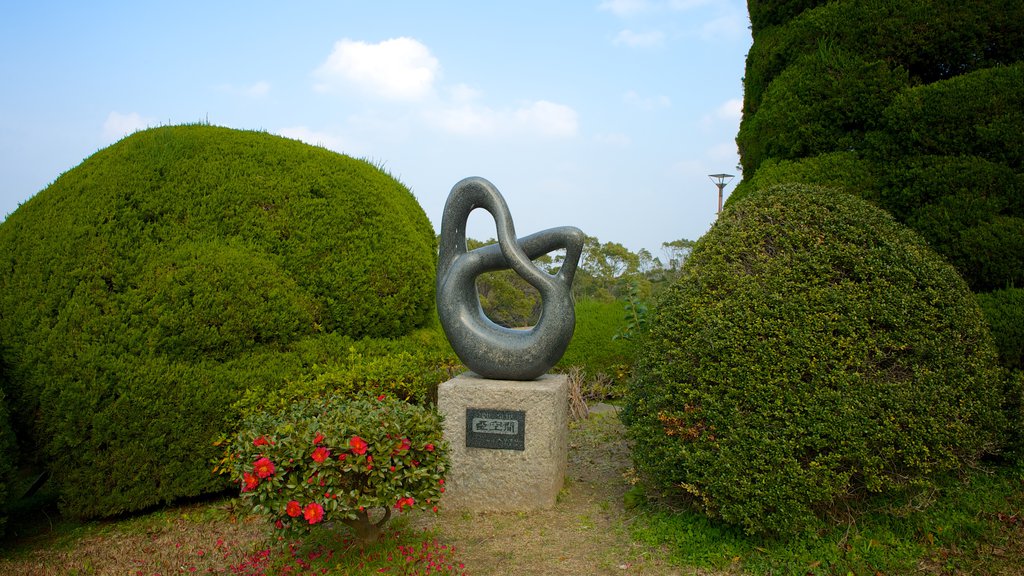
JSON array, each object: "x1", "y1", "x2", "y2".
[
  {"x1": 350, "y1": 436, "x2": 368, "y2": 455},
  {"x1": 253, "y1": 457, "x2": 275, "y2": 479},
  {"x1": 303, "y1": 502, "x2": 325, "y2": 524},
  {"x1": 313, "y1": 432, "x2": 325, "y2": 445},
  {"x1": 241, "y1": 472, "x2": 258, "y2": 492},
  {"x1": 311, "y1": 446, "x2": 331, "y2": 463},
  {"x1": 286, "y1": 500, "x2": 302, "y2": 517}
]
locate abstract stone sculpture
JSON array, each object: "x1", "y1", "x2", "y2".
[{"x1": 436, "y1": 177, "x2": 585, "y2": 380}]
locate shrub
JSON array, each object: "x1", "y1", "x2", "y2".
[
  {"x1": 557, "y1": 298, "x2": 637, "y2": 398},
  {"x1": 226, "y1": 394, "x2": 449, "y2": 542},
  {"x1": 728, "y1": 151, "x2": 877, "y2": 208},
  {"x1": 624, "y1": 184, "x2": 1005, "y2": 536},
  {"x1": 0, "y1": 125, "x2": 437, "y2": 518},
  {"x1": 737, "y1": 49, "x2": 907, "y2": 174},
  {"x1": 0, "y1": 379, "x2": 15, "y2": 537},
  {"x1": 977, "y1": 288, "x2": 1024, "y2": 371}
]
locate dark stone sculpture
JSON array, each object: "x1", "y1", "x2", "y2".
[{"x1": 437, "y1": 177, "x2": 585, "y2": 380}]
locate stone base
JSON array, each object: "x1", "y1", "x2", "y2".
[{"x1": 437, "y1": 372, "x2": 568, "y2": 512}]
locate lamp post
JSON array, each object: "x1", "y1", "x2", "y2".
[{"x1": 708, "y1": 173, "x2": 734, "y2": 216}]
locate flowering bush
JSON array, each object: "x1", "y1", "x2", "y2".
[{"x1": 227, "y1": 393, "x2": 449, "y2": 541}]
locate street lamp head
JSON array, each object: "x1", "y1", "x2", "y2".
[{"x1": 708, "y1": 173, "x2": 735, "y2": 216}]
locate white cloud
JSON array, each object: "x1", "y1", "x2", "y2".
[
  {"x1": 700, "y1": 97, "x2": 743, "y2": 128},
  {"x1": 426, "y1": 100, "x2": 579, "y2": 138},
  {"x1": 600, "y1": 0, "x2": 713, "y2": 16},
  {"x1": 598, "y1": 0, "x2": 652, "y2": 16},
  {"x1": 102, "y1": 111, "x2": 155, "y2": 141},
  {"x1": 668, "y1": 0, "x2": 713, "y2": 10},
  {"x1": 447, "y1": 83, "x2": 482, "y2": 104},
  {"x1": 277, "y1": 126, "x2": 347, "y2": 152},
  {"x1": 314, "y1": 37, "x2": 439, "y2": 101},
  {"x1": 624, "y1": 90, "x2": 671, "y2": 110},
  {"x1": 613, "y1": 29, "x2": 665, "y2": 48},
  {"x1": 715, "y1": 97, "x2": 743, "y2": 121}
]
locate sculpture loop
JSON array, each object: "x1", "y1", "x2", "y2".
[{"x1": 437, "y1": 177, "x2": 585, "y2": 380}]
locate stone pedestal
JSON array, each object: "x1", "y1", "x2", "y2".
[{"x1": 437, "y1": 372, "x2": 568, "y2": 512}]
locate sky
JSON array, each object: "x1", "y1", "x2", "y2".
[{"x1": 0, "y1": 0, "x2": 752, "y2": 257}]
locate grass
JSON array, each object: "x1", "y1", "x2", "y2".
[
  {"x1": 630, "y1": 461, "x2": 1024, "y2": 575},
  {"x1": 1, "y1": 412, "x2": 1021, "y2": 575},
  {"x1": 0, "y1": 495, "x2": 466, "y2": 575}
]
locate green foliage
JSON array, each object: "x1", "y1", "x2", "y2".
[
  {"x1": 871, "y1": 63, "x2": 1024, "y2": 170},
  {"x1": 0, "y1": 384, "x2": 15, "y2": 537},
  {"x1": 742, "y1": 0, "x2": 1024, "y2": 125},
  {"x1": 632, "y1": 465, "x2": 1024, "y2": 575},
  {"x1": 729, "y1": 152, "x2": 877, "y2": 207},
  {"x1": 624, "y1": 184, "x2": 1005, "y2": 536},
  {"x1": 738, "y1": 48, "x2": 908, "y2": 174},
  {"x1": 575, "y1": 236, "x2": 640, "y2": 301},
  {"x1": 740, "y1": 2, "x2": 1024, "y2": 296},
  {"x1": 977, "y1": 288, "x2": 1024, "y2": 371},
  {"x1": 747, "y1": 0, "x2": 830, "y2": 34},
  {"x1": 233, "y1": 327, "x2": 460, "y2": 419},
  {"x1": 557, "y1": 299, "x2": 637, "y2": 397},
  {"x1": 227, "y1": 393, "x2": 448, "y2": 542},
  {"x1": 0, "y1": 125, "x2": 438, "y2": 519}
]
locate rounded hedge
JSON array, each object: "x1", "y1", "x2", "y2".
[
  {"x1": 737, "y1": 49, "x2": 907, "y2": 174},
  {"x1": 623, "y1": 184, "x2": 1005, "y2": 536},
  {"x1": 977, "y1": 288, "x2": 1024, "y2": 372},
  {"x1": 0, "y1": 125, "x2": 437, "y2": 518}
]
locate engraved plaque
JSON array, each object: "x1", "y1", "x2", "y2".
[{"x1": 465, "y1": 408, "x2": 526, "y2": 451}]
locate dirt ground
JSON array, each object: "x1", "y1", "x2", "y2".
[
  {"x1": 416, "y1": 408, "x2": 689, "y2": 576},
  {"x1": 0, "y1": 408, "x2": 701, "y2": 576}
]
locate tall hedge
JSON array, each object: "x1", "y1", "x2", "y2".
[
  {"x1": 624, "y1": 184, "x2": 1004, "y2": 536},
  {"x1": 0, "y1": 349, "x2": 16, "y2": 536},
  {"x1": 0, "y1": 125, "x2": 437, "y2": 518},
  {"x1": 736, "y1": 0, "x2": 1024, "y2": 352}
]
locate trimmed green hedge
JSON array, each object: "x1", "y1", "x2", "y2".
[
  {"x1": 738, "y1": 49, "x2": 907, "y2": 174},
  {"x1": 730, "y1": 152, "x2": 878, "y2": 208},
  {"x1": 871, "y1": 63, "x2": 1024, "y2": 170},
  {"x1": 557, "y1": 298, "x2": 638, "y2": 397},
  {"x1": 0, "y1": 354, "x2": 15, "y2": 536},
  {"x1": 977, "y1": 288, "x2": 1024, "y2": 371},
  {"x1": 624, "y1": 184, "x2": 1005, "y2": 536},
  {"x1": 0, "y1": 125, "x2": 438, "y2": 518}
]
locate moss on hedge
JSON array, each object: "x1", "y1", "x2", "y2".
[
  {"x1": 624, "y1": 184, "x2": 1005, "y2": 536},
  {"x1": 0, "y1": 125, "x2": 437, "y2": 518}
]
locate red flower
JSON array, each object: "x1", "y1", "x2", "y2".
[
  {"x1": 313, "y1": 432, "x2": 325, "y2": 445},
  {"x1": 394, "y1": 496, "x2": 415, "y2": 511},
  {"x1": 275, "y1": 519, "x2": 284, "y2": 530},
  {"x1": 286, "y1": 500, "x2": 302, "y2": 517},
  {"x1": 338, "y1": 454, "x2": 347, "y2": 461},
  {"x1": 425, "y1": 443, "x2": 435, "y2": 452},
  {"x1": 377, "y1": 394, "x2": 386, "y2": 401},
  {"x1": 311, "y1": 446, "x2": 331, "y2": 463},
  {"x1": 350, "y1": 436, "x2": 368, "y2": 455},
  {"x1": 241, "y1": 472, "x2": 259, "y2": 492},
  {"x1": 253, "y1": 435, "x2": 271, "y2": 447},
  {"x1": 303, "y1": 502, "x2": 325, "y2": 525},
  {"x1": 253, "y1": 457, "x2": 275, "y2": 479}
]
